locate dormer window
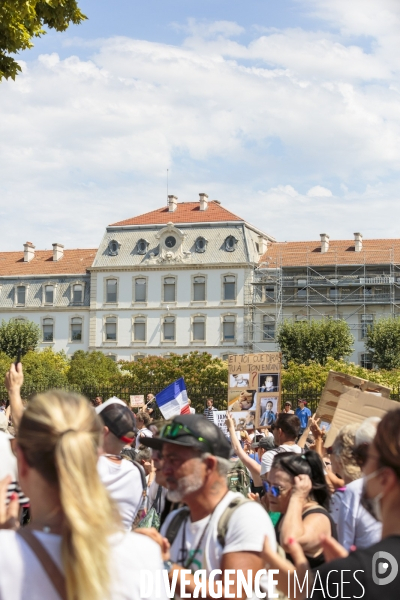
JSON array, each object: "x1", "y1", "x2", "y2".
[
  {"x1": 137, "y1": 239, "x2": 149, "y2": 255},
  {"x1": 16, "y1": 286, "x2": 26, "y2": 306},
  {"x1": 225, "y1": 236, "x2": 238, "y2": 252},
  {"x1": 195, "y1": 237, "x2": 207, "y2": 253},
  {"x1": 108, "y1": 240, "x2": 120, "y2": 256},
  {"x1": 73, "y1": 284, "x2": 83, "y2": 303},
  {"x1": 44, "y1": 285, "x2": 54, "y2": 304}
]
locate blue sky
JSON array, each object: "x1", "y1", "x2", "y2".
[{"x1": 2, "y1": 0, "x2": 400, "y2": 250}]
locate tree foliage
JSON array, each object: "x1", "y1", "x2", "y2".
[
  {"x1": 0, "y1": 0, "x2": 86, "y2": 80},
  {"x1": 0, "y1": 319, "x2": 40, "y2": 358},
  {"x1": 67, "y1": 350, "x2": 121, "y2": 389},
  {"x1": 365, "y1": 317, "x2": 400, "y2": 370},
  {"x1": 277, "y1": 319, "x2": 354, "y2": 366}
]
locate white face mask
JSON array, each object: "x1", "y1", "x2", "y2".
[{"x1": 360, "y1": 469, "x2": 384, "y2": 522}]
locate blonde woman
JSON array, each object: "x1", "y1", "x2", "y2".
[{"x1": 0, "y1": 363, "x2": 167, "y2": 600}]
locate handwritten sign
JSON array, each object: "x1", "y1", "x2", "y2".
[
  {"x1": 129, "y1": 395, "x2": 144, "y2": 408},
  {"x1": 213, "y1": 411, "x2": 229, "y2": 437}
]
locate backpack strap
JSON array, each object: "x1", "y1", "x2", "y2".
[
  {"x1": 121, "y1": 454, "x2": 147, "y2": 491},
  {"x1": 17, "y1": 529, "x2": 67, "y2": 600},
  {"x1": 164, "y1": 507, "x2": 190, "y2": 546},
  {"x1": 217, "y1": 496, "x2": 251, "y2": 548}
]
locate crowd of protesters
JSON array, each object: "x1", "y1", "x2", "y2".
[{"x1": 0, "y1": 364, "x2": 399, "y2": 600}]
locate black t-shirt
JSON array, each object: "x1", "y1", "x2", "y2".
[
  {"x1": 308, "y1": 536, "x2": 400, "y2": 600},
  {"x1": 146, "y1": 401, "x2": 156, "y2": 412}
]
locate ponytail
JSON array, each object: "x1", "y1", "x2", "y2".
[{"x1": 18, "y1": 391, "x2": 121, "y2": 600}]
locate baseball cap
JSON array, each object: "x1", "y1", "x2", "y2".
[
  {"x1": 141, "y1": 414, "x2": 232, "y2": 460},
  {"x1": 251, "y1": 437, "x2": 275, "y2": 451},
  {"x1": 96, "y1": 398, "x2": 136, "y2": 443}
]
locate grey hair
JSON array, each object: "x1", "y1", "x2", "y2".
[
  {"x1": 201, "y1": 453, "x2": 231, "y2": 477},
  {"x1": 136, "y1": 447, "x2": 152, "y2": 462},
  {"x1": 355, "y1": 417, "x2": 381, "y2": 446}
]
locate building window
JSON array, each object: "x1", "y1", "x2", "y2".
[
  {"x1": 108, "y1": 240, "x2": 120, "y2": 256},
  {"x1": 163, "y1": 277, "x2": 176, "y2": 302},
  {"x1": 134, "y1": 278, "x2": 147, "y2": 302},
  {"x1": 133, "y1": 353, "x2": 146, "y2": 361},
  {"x1": 361, "y1": 314, "x2": 374, "y2": 339},
  {"x1": 105, "y1": 317, "x2": 117, "y2": 341},
  {"x1": 16, "y1": 286, "x2": 26, "y2": 306},
  {"x1": 72, "y1": 284, "x2": 83, "y2": 303},
  {"x1": 44, "y1": 285, "x2": 54, "y2": 304},
  {"x1": 263, "y1": 316, "x2": 275, "y2": 340},
  {"x1": 223, "y1": 276, "x2": 236, "y2": 301},
  {"x1": 106, "y1": 354, "x2": 117, "y2": 362},
  {"x1": 224, "y1": 236, "x2": 238, "y2": 252},
  {"x1": 195, "y1": 237, "x2": 207, "y2": 253},
  {"x1": 361, "y1": 353, "x2": 373, "y2": 369},
  {"x1": 43, "y1": 318, "x2": 54, "y2": 342},
  {"x1": 221, "y1": 353, "x2": 230, "y2": 360},
  {"x1": 137, "y1": 239, "x2": 149, "y2": 255},
  {"x1": 297, "y1": 279, "x2": 307, "y2": 298},
  {"x1": 223, "y1": 315, "x2": 236, "y2": 341},
  {"x1": 364, "y1": 287, "x2": 373, "y2": 297},
  {"x1": 71, "y1": 317, "x2": 82, "y2": 341},
  {"x1": 133, "y1": 316, "x2": 146, "y2": 341},
  {"x1": 106, "y1": 279, "x2": 118, "y2": 303},
  {"x1": 193, "y1": 276, "x2": 206, "y2": 301},
  {"x1": 264, "y1": 286, "x2": 275, "y2": 302},
  {"x1": 192, "y1": 316, "x2": 205, "y2": 341},
  {"x1": 329, "y1": 287, "x2": 339, "y2": 300},
  {"x1": 163, "y1": 316, "x2": 175, "y2": 341}
]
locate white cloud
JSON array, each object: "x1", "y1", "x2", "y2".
[{"x1": 2, "y1": 4, "x2": 400, "y2": 249}]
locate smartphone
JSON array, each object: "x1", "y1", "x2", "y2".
[{"x1": 15, "y1": 348, "x2": 22, "y2": 367}]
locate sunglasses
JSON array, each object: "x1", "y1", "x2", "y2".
[
  {"x1": 262, "y1": 481, "x2": 285, "y2": 497},
  {"x1": 160, "y1": 422, "x2": 213, "y2": 454}
]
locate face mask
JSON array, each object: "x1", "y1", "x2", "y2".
[{"x1": 360, "y1": 469, "x2": 384, "y2": 522}]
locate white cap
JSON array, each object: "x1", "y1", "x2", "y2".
[{"x1": 95, "y1": 396, "x2": 126, "y2": 415}]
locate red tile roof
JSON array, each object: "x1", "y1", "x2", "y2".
[
  {"x1": 0, "y1": 249, "x2": 96, "y2": 276},
  {"x1": 110, "y1": 202, "x2": 243, "y2": 226},
  {"x1": 260, "y1": 239, "x2": 400, "y2": 267}
]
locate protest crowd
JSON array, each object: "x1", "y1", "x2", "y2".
[{"x1": 0, "y1": 359, "x2": 399, "y2": 600}]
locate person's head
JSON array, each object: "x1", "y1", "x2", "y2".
[
  {"x1": 273, "y1": 413, "x2": 300, "y2": 445},
  {"x1": 147, "y1": 393, "x2": 155, "y2": 402},
  {"x1": 352, "y1": 416, "x2": 381, "y2": 469},
  {"x1": 251, "y1": 436, "x2": 276, "y2": 461},
  {"x1": 283, "y1": 401, "x2": 292, "y2": 412},
  {"x1": 239, "y1": 391, "x2": 253, "y2": 410},
  {"x1": 266, "y1": 450, "x2": 329, "y2": 514},
  {"x1": 96, "y1": 398, "x2": 136, "y2": 454},
  {"x1": 16, "y1": 390, "x2": 120, "y2": 600},
  {"x1": 94, "y1": 396, "x2": 102, "y2": 407},
  {"x1": 331, "y1": 423, "x2": 362, "y2": 483},
  {"x1": 206, "y1": 398, "x2": 214, "y2": 408},
  {"x1": 141, "y1": 414, "x2": 231, "y2": 504},
  {"x1": 136, "y1": 411, "x2": 151, "y2": 429},
  {"x1": 136, "y1": 447, "x2": 152, "y2": 475},
  {"x1": 297, "y1": 399, "x2": 306, "y2": 409},
  {"x1": 266, "y1": 401, "x2": 273, "y2": 412},
  {"x1": 362, "y1": 409, "x2": 400, "y2": 523}
]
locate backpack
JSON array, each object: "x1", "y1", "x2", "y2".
[
  {"x1": 164, "y1": 496, "x2": 250, "y2": 548},
  {"x1": 226, "y1": 459, "x2": 251, "y2": 497}
]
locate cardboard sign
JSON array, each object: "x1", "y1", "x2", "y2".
[
  {"x1": 228, "y1": 352, "x2": 282, "y2": 429},
  {"x1": 316, "y1": 371, "x2": 390, "y2": 427},
  {"x1": 213, "y1": 411, "x2": 229, "y2": 436},
  {"x1": 129, "y1": 395, "x2": 144, "y2": 408},
  {"x1": 324, "y1": 387, "x2": 399, "y2": 447}
]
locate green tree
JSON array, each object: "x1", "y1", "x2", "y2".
[
  {"x1": 67, "y1": 350, "x2": 122, "y2": 389},
  {"x1": 0, "y1": 0, "x2": 86, "y2": 80},
  {"x1": 365, "y1": 316, "x2": 400, "y2": 370},
  {"x1": 277, "y1": 319, "x2": 354, "y2": 366},
  {"x1": 0, "y1": 319, "x2": 40, "y2": 358}
]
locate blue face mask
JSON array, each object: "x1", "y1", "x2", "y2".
[{"x1": 360, "y1": 469, "x2": 384, "y2": 522}]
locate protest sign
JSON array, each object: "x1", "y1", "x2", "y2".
[
  {"x1": 228, "y1": 352, "x2": 282, "y2": 429},
  {"x1": 324, "y1": 387, "x2": 399, "y2": 447},
  {"x1": 213, "y1": 411, "x2": 229, "y2": 436},
  {"x1": 315, "y1": 371, "x2": 390, "y2": 428},
  {"x1": 130, "y1": 395, "x2": 144, "y2": 408}
]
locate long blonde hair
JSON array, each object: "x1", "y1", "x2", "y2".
[{"x1": 17, "y1": 390, "x2": 121, "y2": 600}]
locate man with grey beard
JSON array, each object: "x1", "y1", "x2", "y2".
[{"x1": 139, "y1": 414, "x2": 276, "y2": 599}]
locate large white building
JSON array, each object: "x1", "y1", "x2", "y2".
[{"x1": 2, "y1": 197, "x2": 400, "y2": 366}]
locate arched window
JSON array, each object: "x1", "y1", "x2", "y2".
[
  {"x1": 224, "y1": 236, "x2": 238, "y2": 252},
  {"x1": 73, "y1": 284, "x2": 83, "y2": 303},
  {"x1": 44, "y1": 285, "x2": 54, "y2": 304},
  {"x1": 43, "y1": 318, "x2": 54, "y2": 342},
  {"x1": 71, "y1": 317, "x2": 82, "y2": 341},
  {"x1": 193, "y1": 276, "x2": 206, "y2": 301},
  {"x1": 105, "y1": 316, "x2": 117, "y2": 341},
  {"x1": 106, "y1": 279, "x2": 118, "y2": 303},
  {"x1": 163, "y1": 316, "x2": 175, "y2": 341},
  {"x1": 222, "y1": 315, "x2": 235, "y2": 341},
  {"x1": 192, "y1": 316, "x2": 205, "y2": 341}
]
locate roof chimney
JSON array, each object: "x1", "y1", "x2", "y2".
[
  {"x1": 23, "y1": 242, "x2": 35, "y2": 262},
  {"x1": 258, "y1": 235, "x2": 268, "y2": 255},
  {"x1": 167, "y1": 195, "x2": 178, "y2": 212},
  {"x1": 199, "y1": 193, "x2": 209, "y2": 211},
  {"x1": 320, "y1": 233, "x2": 330, "y2": 254},
  {"x1": 354, "y1": 232, "x2": 363, "y2": 252},
  {"x1": 52, "y1": 243, "x2": 64, "y2": 261}
]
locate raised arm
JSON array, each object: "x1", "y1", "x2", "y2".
[
  {"x1": 4, "y1": 363, "x2": 24, "y2": 430},
  {"x1": 225, "y1": 412, "x2": 262, "y2": 486}
]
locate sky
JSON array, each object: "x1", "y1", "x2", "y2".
[{"x1": 2, "y1": 0, "x2": 400, "y2": 250}]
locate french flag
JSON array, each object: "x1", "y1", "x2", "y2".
[{"x1": 156, "y1": 378, "x2": 190, "y2": 420}]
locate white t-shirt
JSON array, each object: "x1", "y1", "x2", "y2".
[
  {"x1": 160, "y1": 491, "x2": 277, "y2": 600},
  {"x1": 337, "y1": 478, "x2": 382, "y2": 550},
  {"x1": 136, "y1": 427, "x2": 153, "y2": 449},
  {"x1": 0, "y1": 529, "x2": 167, "y2": 600},
  {"x1": 260, "y1": 443, "x2": 302, "y2": 476},
  {"x1": 97, "y1": 456, "x2": 143, "y2": 531}
]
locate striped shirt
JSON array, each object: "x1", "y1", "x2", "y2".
[{"x1": 203, "y1": 406, "x2": 218, "y2": 422}]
